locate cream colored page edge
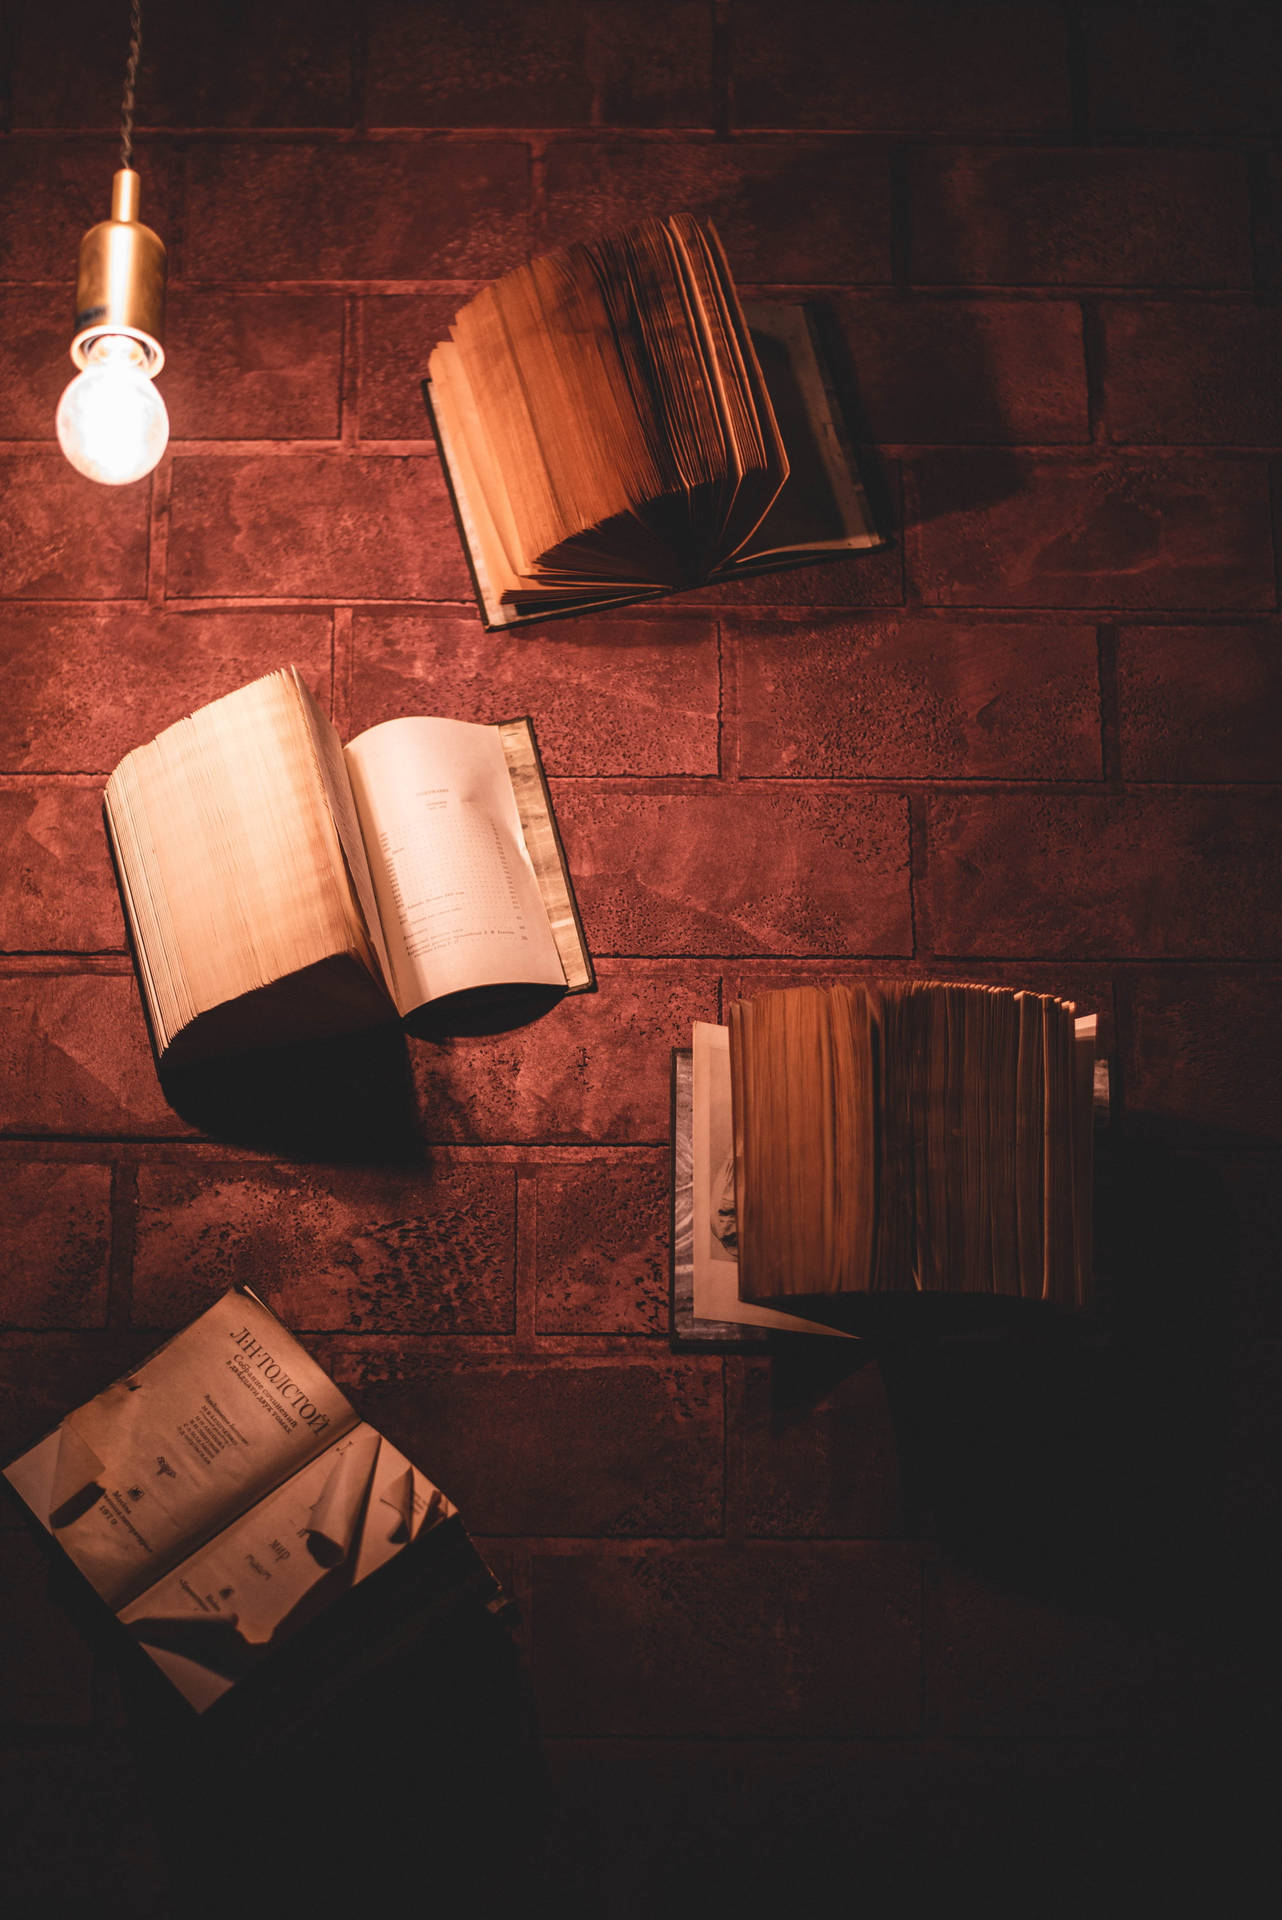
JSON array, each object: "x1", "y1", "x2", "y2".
[
  {"x1": 496, "y1": 718, "x2": 590, "y2": 992},
  {"x1": 343, "y1": 716, "x2": 566, "y2": 1014},
  {"x1": 692, "y1": 1022, "x2": 850, "y2": 1337}
]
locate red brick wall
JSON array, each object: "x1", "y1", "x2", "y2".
[{"x1": 2, "y1": 3, "x2": 1278, "y2": 1910}]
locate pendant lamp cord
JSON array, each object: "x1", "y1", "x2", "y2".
[{"x1": 120, "y1": 0, "x2": 143, "y2": 170}]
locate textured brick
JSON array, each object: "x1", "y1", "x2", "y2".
[
  {"x1": 348, "y1": 611, "x2": 719, "y2": 775},
  {"x1": 0, "y1": 138, "x2": 179, "y2": 284},
  {"x1": 1086, "y1": 3, "x2": 1282, "y2": 136},
  {"x1": 831, "y1": 295, "x2": 1088, "y2": 446},
  {"x1": 0, "y1": 784, "x2": 121, "y2": 952},
  {"x1": 910, "y1": 454, "x2": 1275, "y2": 611},
  {"x1": 920, "y1": 792, "x2": 1282, "y2": 960},
  {"x1": 534, "y1": 1154, "x2": 669, "y2": 1334},
  {"x1": 910, "y1": 148, "x2": 1251, "y2": 288},
  {"x1": 166, "y1": 455, "x2": 471, "y2": 600},
  {"x1": 132, "y1": 1160, "x2": 516, "y2": 1332},
  {"x1": 411, "y1": 961, "x2": 719, "y2": 1143},
  {"x1": 359, "y1": 293, "x2": 467, "y2": 439},
  {"x1": 733, "y1": 1, "x2": 1070, "y2": 132},
  {"x1": 352, "y1": 1358, "x2": 723, "y2": 1535},
  {"x1": 553, "y1": 786, "x2": 911, "y2": 955},
  {"x1": 0, "y1": 1161, "x2": 111, "y2": 1326},
  {"x1": 0, "y1": 1528, "x2": 95, "y2": 1726},
  {"x1": 185, "y1": 143, "x2": 531, "y2": 282},
  {"x1": 927, "y1": 1560, "x2": 1178, "y2": 1735},
  {"x1": 9, "y1": 0, "x2": 356, "y2": 129},
  {"x1": 542, "y1": 141, "x2": 893, "y2": 284},
  {"x1": 676, "y1": 533, "x2": 905, "y2": 610},
  {"x1": 0, "y1": 1333, "x2": 145, "y2": 1458},
  {"x1": 732, "y1": 614, "x2": 1102, "y2": 779},
  {"x1": 742, "y1": 1358, "x2": 905, "y2": 1538},
  {"x1": 532, "y1": 1544, "x2": 922, "y2": 1734},
  {"x1": 0, "y1": 610, "x2": 332, "y2": 774},
  {"x1": 1116, "y1": 625, "x2": 1282, "y2": 782},
  {"x1": 163, "y1": 292, "x2": 344, "y2": 441},
  {"x1": 0, "y1": 972, "x2": 177, "y2": 1136},
  {"x1": 367, "y1": 0, "x2": 716, "y2": 128},
  {"x1": 0, "y1": 287, "x2": 72, "y2": 439},
  {"x1": 1101, "y1": 303, "x2": 1282, "y2": 447},
  {"x1": 1125, "y1": 972, "x2": 1282, "y2": 1144},
  {"x1": 0, "y1": 456, "x2": 149, "y2": 599}
]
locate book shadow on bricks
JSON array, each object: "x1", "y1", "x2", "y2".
[
  {"x1": 49, "y1": 1547, "x2": 557, "y2": 1918},
  {"x1": 767, "y1": 1124, "x2": 1241, "y2": 1634}
]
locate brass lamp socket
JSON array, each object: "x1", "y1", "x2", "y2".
[{"x1": 70, "y1": 168, "x2": 166, "y2": 374}]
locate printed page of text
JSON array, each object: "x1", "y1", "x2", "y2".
[{"x1": 344, "y1": 717, "x2": 566, "y2": 1013}]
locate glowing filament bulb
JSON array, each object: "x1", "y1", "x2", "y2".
[{"x1": 55, "y1": 334, "x2": 169, "y2": 486}]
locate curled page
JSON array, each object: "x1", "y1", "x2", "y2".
[{"x1": 304, "y1": 1426, "x2": 382, "y2": 1568}]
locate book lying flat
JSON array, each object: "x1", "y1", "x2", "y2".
[
  {"x1": 3, "y1": 1288, "x2": 495, "y2": 1712},
  {"x1": 425, "y1": 213, "x2": 883, "y2": 628},
  {"x1": 104, "y1": 667, "x2": 593, "y2": 1067},
  {"x1": 682, "y1": 982, "x2": 1099, "y2": 1340}
]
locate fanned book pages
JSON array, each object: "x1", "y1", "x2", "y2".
[
  {"x1": 424, "y1": 213, "x2": 883, "y2": 627},
  {"x1": 104, "y1": 668, "x2": 593, "y2": 1067},
  {"x1": 689, "y1": 983, "x2": 1098, "y2": 1337},
  {"x1": 3, "y1": 1288, "x2": 496, "y2": 1712}
]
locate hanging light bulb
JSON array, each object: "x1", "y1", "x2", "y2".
[{"x1": 56, "y1": 4, "x2": 168, "y2": 486}]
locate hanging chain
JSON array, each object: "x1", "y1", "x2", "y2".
[{"x1": 120, "y1": 0, "x2": 143, "y2": 170}]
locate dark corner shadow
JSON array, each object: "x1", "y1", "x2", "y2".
[
  {"x1": 868, "y1": 1121, "x2": 1242, "y2": 1629},
  {"x1": 115, "y1": 1598, "x2": 557, "y2": 1919},
  {"x1": 807, "y1": 298, "x2": 1023, "y2": 539},
  {"x1": 159, "y1": 1019, "x2": 424, "y2": 1164}
]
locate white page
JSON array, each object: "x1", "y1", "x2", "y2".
[{"x1": 344, "y1": 717, "x2": 566, "y2": 1014}]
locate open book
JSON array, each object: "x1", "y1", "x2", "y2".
[
  {"x1": 425, "y1": 213, "x2": 882, "y2": 627},
  {"x1": 3, "y1": 1288, "x2": 494, "y2": 1711},
  {"x1": 104, "y1": 667, "x2": 593, "y2": 1066},
  {"x1": 680, "y1": 982, "x2": 1098, "y2": 1340}
]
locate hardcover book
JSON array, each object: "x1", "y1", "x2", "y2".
[
  {"x1": 104, "y1": 667, "x2": 593, "y2": 1067},
  {"x1": 425, "y1": 213, "x2": 882, "y2": 627},
  {"x1": 3, "y1": 1287, "x2": 495, "y2": 1712},
  {"x1": 677, "y1": 982, "x2": 1099, "y2": 1341}
]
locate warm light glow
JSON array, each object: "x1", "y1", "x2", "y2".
[{"x1": 55, "y1": 334, "x2": 168, "y2": 485}]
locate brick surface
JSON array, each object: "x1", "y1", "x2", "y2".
[
  {"x1": 0, "y1": 456, "x2": 150, "y2": 599},
  {"x1": 0, "y1": 1160, "x2": 111, "y2": 1327},
  {"x1": 732, "y1": 614, "x2": 1101, "y2": 779},
  {"x1": 367, "y1": 0, "x2": 717, "y2": 128},
  {"x1": 0, "y1": 610, "x2": 332, "y2": 773},
  {"x1": 532, "y1": 1544, "x2": 922, "y2": 1734},
  {"x1": 1124, "y1": 971, "x2": 1282, "y2": 1144},
  {"x1": 0, "y1": 972, "x2": 178, "y2": 1137},
  {"x1": 1101, "y1": 303, "x2": 1282, "y2": 447},
  {"x1": 185, "y1": 143, "x2": 532, "y2": 283},
  {"x1": 1085, "y1": 2, "x2": 1282, "y2": 136},
  {"x1": 359, "y1": 293, "x2": 468, "y2": 439},
  {"x1": 9, "y1": 0, "x2": 356, "y2": 129},
  {"x1": 0, "y1": 138, "x2": 180, "y2": 284},
  {"x1": 0, "y1": 1333, "x2": 147, "y2": 1458},
  {"x1": 351, "y1": 1357, "x2": 724, "y2": 1536},
  {"x1": 541, "y1": 141, "x2": 893, "y2": 284},
  {"x1": 831, "y1": 295, "x2": 1088, "y2": 446},
  {"x1": 1116, "y1": 624, "x2": 1282, "y2": 782},
  {"x1": 675, "y1": 530, "x2": 906, "y2": 610},
  {"x1": 0, "y1": 287, "x2": 73, "y2": 440},
  {"x1": 552, "y1": 786, "x2": 911, "y2": 955},
  {"x1": 919, "y1": 792, "x2": 1282, "y2": 960},
  {"x1": 347, "y1": 611, "x2": 720, "y2": 774},
  {"x1": 910, "y1": 148, "x2": 1251, "y2": 288},
  {"x1": 742, "y1": 1357, "x2": 905, "y2": 1538},
  {"x1": 162, "y1": 292, "x2": 344, "y2": 441},
  {"x1": 533, "y1": 1154, "x2": 670, "y2": 1335},
  {"x1": 166, "y1": 455, "x2": 472, "y2": 600},
  {"x1": 410, "y1": 962, "x2": 719, "y2": 1142},
  {"x1": 132, "y1": 1160, "x2": 516, "y2": 1332},
  {"x1": 733, "y1": 1, "x2": 1070, "y2": 132},
  {"x1": 910, "y1": 454, "x2": 1275, "y2": 610},
  {"x1": 0, "y1": 784, "x2": 121, "y2": 952}
]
